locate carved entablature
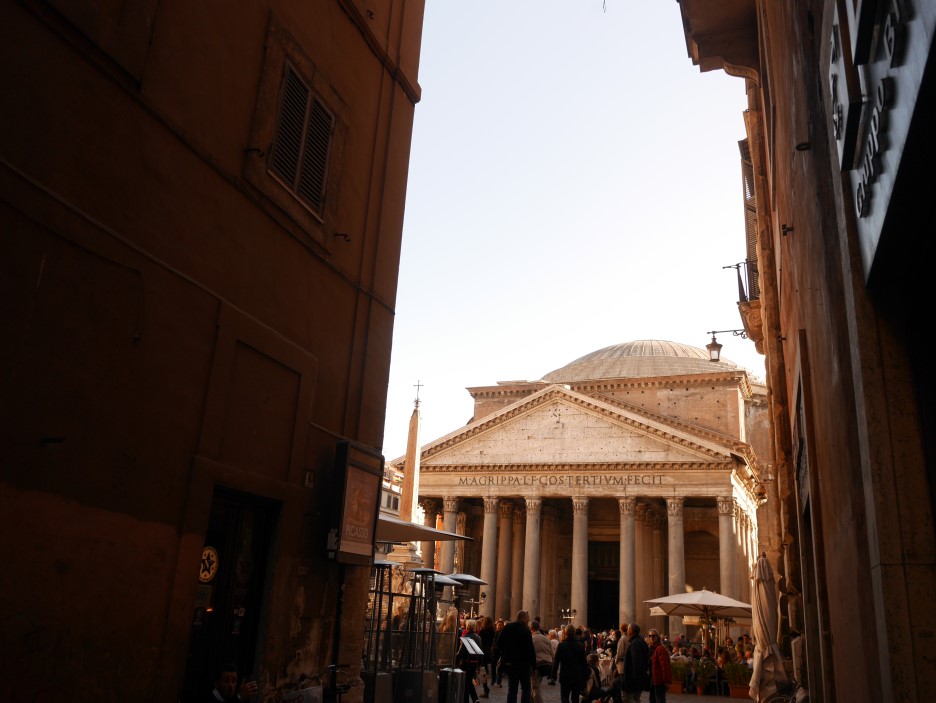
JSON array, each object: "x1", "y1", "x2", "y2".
[{"x1": 421, "y1": 462, "x2": 733, "y2": 474}]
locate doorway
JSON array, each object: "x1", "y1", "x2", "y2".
[
  {"x1": 179, "y1": 487, "x2": 279, "y2": 701},
  {"x1": 588, "y1": 579, "x2": 619, "y2": 631}
]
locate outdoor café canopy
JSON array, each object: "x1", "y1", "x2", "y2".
[
  {"x1": 376, "y1": 514, "x2": 471, "y2": 543},
  {"x1": 644, "y1": 589, "x2": 752, "y2": 620}
]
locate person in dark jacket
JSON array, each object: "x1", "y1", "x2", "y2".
[
  {"x1": 551, "y1": 624, "x2": 588, "y2": 703},
  {"x1": 495, "y1": 610, "x2": 536, "y2": 703},
  {"x1": 456, "y1": 619, "x2": 485, "y2": 703},
  {"x1": 477, "y1": 615, "x2": 497, "y2": 698},
  {"x1": 621, "y1": 623, "x2": 650, "y2": 702}
]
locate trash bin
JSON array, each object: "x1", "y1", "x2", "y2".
[
  {"x1": 439, "y1": 667, "x2": 465, "y2": 703},
  {"x1": 363, "y1": 671, "x2": 393, "y2": 703},
  {"x1": 394, "y1": 669, "x2": 438, "y2": 703}
]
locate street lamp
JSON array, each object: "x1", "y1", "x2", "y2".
[
  {"x1": 464, "y1": 591, "x2": 487, "y2": 619},
  {"x1": 705, "y1": 329, "x2": 747, "y2": 362}
]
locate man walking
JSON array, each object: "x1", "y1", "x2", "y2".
[
  {"x1": 495, "y1": 610, "x2": 536, "y2": 703},
  {"x1": 531, "y1": 620, "x2": 554, "y2": 703},
  {"x1": 621, "y1": 623, "x2": 650, "y2": 702}
]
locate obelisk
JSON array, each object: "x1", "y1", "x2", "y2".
[{"x1": 387, "y1": 385, "x2": 423, "y2": 566}]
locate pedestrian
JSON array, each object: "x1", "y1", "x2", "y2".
[
  {"x1": 547, "y1": 629, "x2": 560, "y2": 685},
  {"x1": 477, "y1": 616, "x2": 496, "y2": 698},
  {"x1": 496, "y1": 610, "x2": 537, "y2": 703},
  {"x1": 648, "y1": 631, "x2": 672, "y2": 703},
  {"x1": 551, "y1": 623, "x2": 588, "y2": 703},
  {"x1": 492, "y1": 618, "x2": 506, "y2": 687},
  {"x1": 206, "y1": 664, "x2": 258, "y2": 702},
  {"x1": 456, "y1": 619, "x2": 485, "y2": 703},
  {"x1": 584, "y1": 653, "x2": 612, "y2": 703},
  {"x1": 621, "y1": 623, "x2": 650, "y2": 702},
  {"x1": 531, "y1": 620, "x2": 554, "y2": 703}
]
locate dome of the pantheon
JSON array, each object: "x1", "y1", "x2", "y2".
[{"x1": 540, "y1": 339, "x2": 737, "y2": 383}]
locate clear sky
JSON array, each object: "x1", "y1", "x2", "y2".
[{"x1": 381, "y1": 1, "x2": 762, "y2": 461}]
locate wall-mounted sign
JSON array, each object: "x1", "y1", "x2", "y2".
[
  {"x1": 200, "y1": 546, "x2": 219, "y2": 583},
  {"x1": 840, "y1": 0, "x2": 931, "y2": 279},
  {"x1": 828, "y1": 8, "x2": 863, "y2": 169},
  {"x1": 330, "y1": 440, "x2": 384, "y2": 565}
]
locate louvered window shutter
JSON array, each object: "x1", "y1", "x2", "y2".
[
  {"x1": 269, "y1": 64, "x2": 334, "y2": 216},
  {"x1": 298, "y1": 97, "x2": 334, "y2": 212}
]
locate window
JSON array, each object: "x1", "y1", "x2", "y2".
[
  {"x1": 243, "y1": 18, "x2": 346, "y2": 249},
  {"x1": 269, "y1": 64, "x2": 335, "y2": 217}
]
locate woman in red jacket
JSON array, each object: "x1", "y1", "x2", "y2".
[{"x1": 648, "y1": 631, "x2": 672, "y2": 703}]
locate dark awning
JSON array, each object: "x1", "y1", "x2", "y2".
[{"x1": 376, "y1": 514, "x2": 471, "y2": 543}]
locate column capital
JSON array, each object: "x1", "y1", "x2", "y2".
[
  {"x1": 650, "y1": 512, "x2": 666, "y2": 531},
  {"x1": 717, "y1": 496, "x2": 736, "y2": 515},
  {"x1": 635, "y1": 502, "x2": 648, "y2": 521},
  {"x1": 443, "y1": 497, "x2": 460, "y2": 513},
  {"x1": 483, "y1": 496, "x2": 499, "y2": 514},
  {"x1": 498, "y1": 501, "x2": 514, "y2": 520},
  {"x1": 572, "y1": 497, "x2": 589, "y2": 515},
  {"x1": 419, "y1": 498, "x2": 439, "y2": 516},
  {"x1": 513, "y1": 508, "x2": 526, "y2": 526},
  {"x1": 618, "y1": 496, "x2": 637, "y2": 515},
  {"x1": 666, "y1": 497, "x2": 684, "y2": 517},
  {"x1": 456, "y1": 512, "x2": 467, "y2": 531},
  {"x1": 525, "y1": 497, "x2": 542, "y2": 515}
]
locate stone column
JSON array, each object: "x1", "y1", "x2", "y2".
[
  {"x1": 718, "y1": 497, "x2": 738, "y2": 599},
  {"x1": 738, "y1": 508, "x2": 750, "y2": 603},
  {"x1": 479, "y1": 497, "x2": 499, "y2": 618},
  {"x1": 419, "y1": 499, "x2": 439, "y2": 570},
  {"x1": 441, "y1": 497, "x2": 459, "y2": 601},
  {"x1": 571, "y1": 497, "x2": 589, "y2": 626},
  {"x1": 496, "y1": 501, "x2": 514, "y2": 620},
  {"x1": 618, "y1": 497, "x2": 636, "y2": 627},
  {"x1": 634, "y1": 502, "x2": 647, "y2": 625},
  {"x1": 456, "y1": 511, "x2": 467, "y2": 573},
  {"x1": 511, "y1": 507, "x2": 525, "y2": 619},
  {"x1": 666, "y1": 497, "x2": 686, "y2": 638},
  {"x1": 523, "y1": 497, "x2": 542, "y2": 616},
  {"x1": 651, "y1": 512, "x2": 665, "y2": 633}
]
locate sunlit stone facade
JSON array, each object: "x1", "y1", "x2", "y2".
[{"x1": 391, "y1": 340, "x2": 768, "y2": 633}]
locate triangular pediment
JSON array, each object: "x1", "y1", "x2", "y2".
[{"x1": 418, "y1": 385, "x2": 734, "y2": 469}]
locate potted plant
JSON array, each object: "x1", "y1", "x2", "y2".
[
  {"x1": 669, "y1": 661, "x2": 687, "y2": 694},
  {"x1": 692, "y1": 658, "x2": 716, "y2": 695},
  {"x1": 724, "y1": 661, "x2": 753, "y2": 698}
]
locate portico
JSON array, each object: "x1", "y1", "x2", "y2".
[{"x1": 389, "y1": 341, "x2": 768, "y2": 631}]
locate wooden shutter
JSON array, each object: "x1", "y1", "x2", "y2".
[{"x1": 269, "y1": 64, "x2": 334, "y2": 216}]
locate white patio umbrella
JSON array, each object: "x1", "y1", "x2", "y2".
[
  {"x1": 749, "y1": 553, "x2": 789, "y2": 701},
  {"x1": 645, "y1": 589, "x2": 752, "y2": 646},
  {"x1": 644, "y1": 589, "x2": 752, "y2": 619}
]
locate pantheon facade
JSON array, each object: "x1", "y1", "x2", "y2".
[{"x1": 392, "y1": 340, "x2": 769, "y2": 634}]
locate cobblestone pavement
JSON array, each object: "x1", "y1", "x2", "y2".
[{"x1": 475, "y1": 677, "x2": 738, "y2": 703}]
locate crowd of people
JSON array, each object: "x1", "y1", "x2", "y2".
[{"x1": 454, "y1": 611, "x2": 757, "y2": 703}]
